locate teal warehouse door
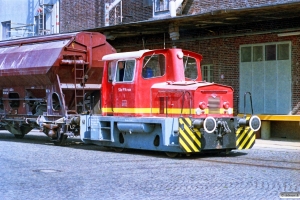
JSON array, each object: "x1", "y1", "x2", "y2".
[{"x1": 239, "y1": 42, "x2": 291, "y2": 114}]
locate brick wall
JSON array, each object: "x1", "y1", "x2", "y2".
[
  {"x1": 60, "y1": 0, "x2": 103, "y2": 32},
  {"x1": 60, "y1": 0, "x2": 152, "y2": 31},
  {"x1": 121, "y1": 0, "x2": 152, "y2": 24}
]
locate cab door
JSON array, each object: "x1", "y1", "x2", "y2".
[{"x1": 112, "y1": 60, "x2": 136, "y2": 116}]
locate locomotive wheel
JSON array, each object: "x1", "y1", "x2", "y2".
[
  {"x1": 53, "y1": 134, "x2": 68, "y2": 146},
  {"x1": 113, "y1": 147, "x2": 125, "y2": 152},
  {"x1": 165, "y1": 152, "x2": 179, "y2": 158},
  {"x1": 14, "y1": 134, "x2": 25, "y2": 139}
]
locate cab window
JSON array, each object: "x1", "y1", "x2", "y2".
[
  {"x1": 183, "y1": 56, "x2": 198, "y2": 80},
  {"x1": 108, "y1": 61, "x2": 116, "y2": 82},
  {"x1": 142, "y1": 54, "x2": 165, "y2": 79},
  {"x1": 116, "y1": 60, "x2": 136, "y2": 82}
]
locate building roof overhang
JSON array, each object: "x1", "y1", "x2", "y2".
[{"x1": 85, "y1": 2, "x2": 300, "y2": 40}]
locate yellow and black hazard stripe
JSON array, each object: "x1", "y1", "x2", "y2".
[
  {"x1": 179, "y1": 117, "x2": 201, "y2": 153},
  {"x1": 236, "y1": 119, "x2": 256, "y2": 149}
]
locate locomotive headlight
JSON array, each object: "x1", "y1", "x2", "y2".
[
  {"x1": 223, "y1": 101, "x2": 230, "y2": 109},
  {"x1": 199, "y1": 102, "x2": 206, "y2": 110},
  {"x1": 204, "y1": 116, "x2": 217, "y2": 133}
]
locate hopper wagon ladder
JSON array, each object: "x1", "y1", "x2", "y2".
[{"x1": 73, "y1": 55, "x2": 87, "y2": 114}]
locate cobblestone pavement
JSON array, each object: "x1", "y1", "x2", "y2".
[{"x1": 0, "y1": 130, "x2": 299, "y2": 200}]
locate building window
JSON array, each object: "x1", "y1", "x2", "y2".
[
  {"x1": 35, "y1": 13, "x2": 47, "y2": 35},
  {"x1": 155, "y1": 0, "x2": 169, "y2": 12},
  {"x1": 253, "y1": 46, "x2": 263, "y2": 62},
  {"x1": 1, "y1": 21, "x2": 11, "y2": 40},
  {"x1": 201, "y1": 65, "x2": 213, "y2": 82},
  {"x1": 241, "y1": 42, "x2": 290, "y2": 62},
  {"x1": 241, "y1": 47, "x2": 252, "y2": 62},
  {"x1": 265, "y1": 44, "x2": 276, "y2": 61},
  {"x1": 277, "y1": 43, "x2": 289, "y2": 60}
]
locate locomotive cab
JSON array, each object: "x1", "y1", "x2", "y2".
[{"x1": 101, "y1": 48, "x2": 203, "y2": 117}]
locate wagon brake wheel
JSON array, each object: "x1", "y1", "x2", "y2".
[{"x1": 165, "y1": 152, "x2": 179, "y2": 158}]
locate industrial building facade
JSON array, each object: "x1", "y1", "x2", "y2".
[{"x1": 1, "y1": 0, "x2": 300, "y2": 139}]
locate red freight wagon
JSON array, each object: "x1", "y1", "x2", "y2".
[{"x1": 0, "y1": 32, "x2": 115, "y2": 144}]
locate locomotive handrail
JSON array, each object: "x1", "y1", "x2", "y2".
[
  {"x1": 166, "y1": 96, "x2": 168, "y2": 117},
  {"x1": 180, "y1": 91, "x2": 192, "y2": 117},
  {"x1": 1, "y1": 98, "x2": 45, "y2": 101},
  {"x1": 184, "y1": 54, "x2": 189, "y2": 69},
  {"x1": 243, "y1": 92, "x2": 254, "y2": 117}
]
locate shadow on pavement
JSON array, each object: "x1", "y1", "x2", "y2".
[{"x1": 0, "y1": 130, "x2": 249, "y2": 158}]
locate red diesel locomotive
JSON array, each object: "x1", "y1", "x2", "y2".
[
  {"x1": 80, "y1": 47, "x2": 261, "y2": 156},
  {"x1": 0, "y1": 32, "x2": 260, "y2": 156}
]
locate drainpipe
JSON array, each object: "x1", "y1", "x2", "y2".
[{"x1": 56, "y1": 0, "x2": 60, "y2": 33}]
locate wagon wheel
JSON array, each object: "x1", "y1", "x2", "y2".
[
  {"x1": 113, "y1": 147, "x2": 125, "y2": 152},
  {"x1": 53, "y1": 134, "x2": 68, "y2": 146},
  {"x1": 165, "y1": 152, "x2": 179, "y2": 158},
  {"x1": 14, "y1": 134, "x2": 25, "y2": 139}
]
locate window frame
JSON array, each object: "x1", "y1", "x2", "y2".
[
  {"x1": 142, "y1": 54, "x2": 166, "y2": 79},
  {"x1": 240, "y1": 42, "x2": 291, "y2": 62},
  {"x1": 183, "y1": 55, "x2": 198, "y2": 80},
  {"x1": 1, "y1": 21, "x2": 11, "y2": 40},
  {"x1": 114, "y1": 60, "x2": 136, "y2": 83},
  {"x1": 201, "y1": 64, "x2": 213, "y2": 82},
  {"x1": 154, "y1": 0, "x2": 169, "y2": 12}
]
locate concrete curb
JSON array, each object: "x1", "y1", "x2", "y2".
[{"x1": 253, "y1": 138, "x2": 300, "y2": 151}]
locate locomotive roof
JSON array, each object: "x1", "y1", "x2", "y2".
[
  {"x1": 102, "y1": 49, "x2": 152, "y2": 61},
  {"x1": 152, "y1": 81, "x2": 234, "y2": 91}
]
